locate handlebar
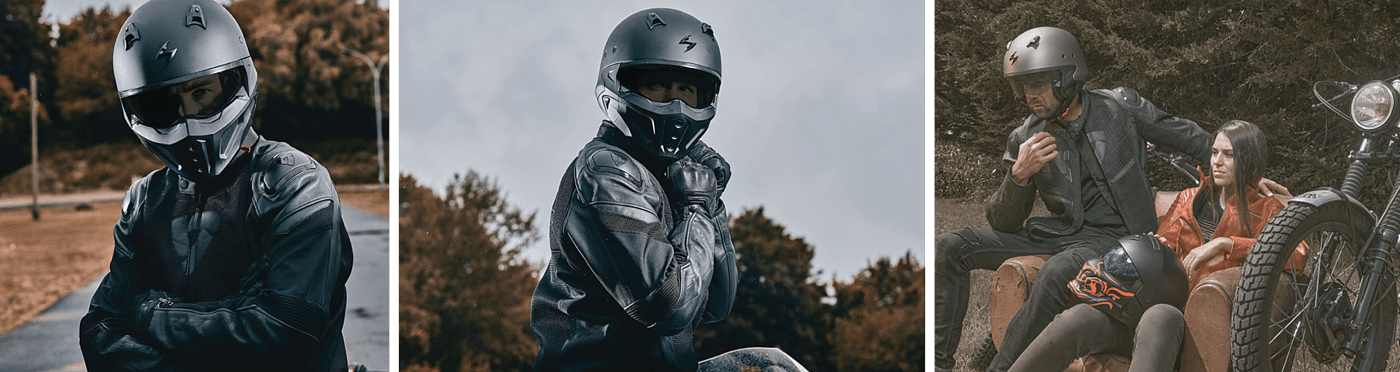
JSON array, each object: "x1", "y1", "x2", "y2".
[
  {"x1": 1146, "y1": 142, "x2": 1200, "y2": 186},
  {"x1": 1313, "y1": 80, "x2": 1358, "y2": 121},
  {"x1": 1311, "y1": 81, "x2": 1357, "y2": 109}
]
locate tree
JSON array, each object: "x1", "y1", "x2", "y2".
[
  {"x1": 694, "y1": 207, "x2": 835, "y2": 371},
  {"x1": 0, "y1": 0, "x2": 55, "y2": 176},
  {"x1": 829, "y1": 252, "x2": 924, "y2": 372},
  {"x1": 399, "y1": 172, "x2": 539, "y2": 372},
  {"x1": 53, "y1": 6, "x2": 130, "y2": 147},
  {"x1": 935, "y1": 0, "x2": 1400, "y2": 203},
  {"x1": 227, "y1": 0, "x2": 389, "y2": 142}
]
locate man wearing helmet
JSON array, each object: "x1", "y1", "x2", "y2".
[
  {"x1": 530, "y1": 8, "x2": 737, "y2": 372},
  {"x1": 935, "y1": 27, "x2": 1288, "y2": 372},
  {"x1": 78, "y1": 0, "x2": 353, "y2": 370}
]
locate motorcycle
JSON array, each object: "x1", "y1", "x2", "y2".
[
  {"x1": 1230, "y1": 76, "x2": 1400, "y2": 372},
  {"x1": 697, "y1": 347, "x2": 809, "y2": 372}
]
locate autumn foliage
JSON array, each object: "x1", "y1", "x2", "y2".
[
  {"x1": 399, "y1": 173, "x2": 539, "y2": 372},
  {"x1": 1, "y1": 0, "x2": 388, "y2": 178},
  {"x1": 399, "y1": 171, "x2": 924, "y2": 371}
]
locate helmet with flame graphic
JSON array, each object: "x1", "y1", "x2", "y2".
[{"x1": 1069, "y1": 234, "x2": 1189, "y2": 324}]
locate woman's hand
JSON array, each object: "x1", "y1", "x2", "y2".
[{"x1": 1182, "y1": 237, "x2": 1233, "y2": 275}]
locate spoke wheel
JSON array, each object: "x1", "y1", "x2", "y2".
[{"x1": 1231, "y1": 199, "x2": 1395, "y2": 372}]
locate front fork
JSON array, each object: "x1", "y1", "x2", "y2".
[{"x1": 1341, "y1": 140, "x2": 1400, "y2": 357}]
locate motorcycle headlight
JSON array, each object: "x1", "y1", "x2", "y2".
[{"x1": 1352, "y1": 81, "x2": 1397, "y2": 131}]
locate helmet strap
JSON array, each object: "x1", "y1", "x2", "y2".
[{"x1": 1051, "y1": 89, "x2": 1081, "y2": 124}]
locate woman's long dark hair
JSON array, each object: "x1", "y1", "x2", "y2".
[{"x1": 1214, "y1": 120, "x2": 1268, "y2": 237}]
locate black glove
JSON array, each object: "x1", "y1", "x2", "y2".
[
  {"x1": 688, "y1": 141, "x2": 731, "y2": 197},
  {"x1": 127, "y1": 290, "x2": 175, "y2": 340},
  {"x1": 667, "y1": 157, "x2": 718, "y2": 216}
]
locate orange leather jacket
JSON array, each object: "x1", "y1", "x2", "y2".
[{"x1": 1156, "y1": 182, "x2": 1306, "y2": 287}]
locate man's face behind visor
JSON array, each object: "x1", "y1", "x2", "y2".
[
  {"x1": 624, "y1": 68, "x2": 716, "y2": 109},
  {"x1": 124, "y1": 70, "x2": 237, "y2": 129}
]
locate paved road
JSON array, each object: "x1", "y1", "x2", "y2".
[
  {"x1": 0, "y1": 205, "x2": 391, "y2": 371},
  {"x1": 0, "y1": 191, "x2": 125, "y2": 212}
]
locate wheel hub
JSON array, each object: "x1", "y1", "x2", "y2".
[{"x1": 1305, "y1": 282, "x2": 1354, "y2": 362}]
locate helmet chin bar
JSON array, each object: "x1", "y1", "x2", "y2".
[
  {"x1": 618, "y1": 91, "x2": 714, "y2": 161},
  {"x1": 129, "y1": 89, "x2": 255, "y2": 182},
  {"x1": 598, "y1": 85, "x2": 715, "y2": 162}
]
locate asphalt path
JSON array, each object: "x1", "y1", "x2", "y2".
[{"x1": 0, "y1": 204, "x2": 390, "y2": 371}]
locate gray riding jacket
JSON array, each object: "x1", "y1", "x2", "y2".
[
  {"x1": 80, "y1": 134, "x2": 353, "y2": 371},
  {"x1": 988, "y1": 87, "x2": 1212, "y2": 237},
  {"x1": 531, "y1": 124, "x2": 737, "y2": 372}
]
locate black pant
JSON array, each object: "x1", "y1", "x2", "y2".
[
  {"x1": 1007, "y1": 303, "x2": 1185, "y2": 372},
  {"x1": 934, "y1": 225, "x2": 1122, "y2": 370}
]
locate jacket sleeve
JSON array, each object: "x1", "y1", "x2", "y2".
[
  {"x1": 701, "y1": 200, "x2": 737, "y2": 324},
  {"x1": 567, "y1": 148, "x2": 716, "y2": 334},
  {"x1": 79, "y1": 174, "x2": 189, "y2": 370},
  {"x1": 131, "y1": 150, "x2": 350, "y2": 367},
  {"x1": 986, "y1": 124, "x2": 1038, "y2": 232},
  {"x1": 1157, "y1": 190, "x2": 1196, "y2": 258},
  {"x1": 1107, "y1": 87, "x2": 1213, "y2": 163}
]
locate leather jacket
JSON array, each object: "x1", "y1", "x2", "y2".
[
  {"x1": 1157, "y1": 179, "x2": 1305, "y2": 287},
  {"x1": 79, "y1": 132, "x2": 353, "y2": 372},
  {"x1": 531, "y1": 124, "x2": 738, "y2": 372},
  {"x1": 988, "y1": 87, "x2": 1213, "y2": 237}
]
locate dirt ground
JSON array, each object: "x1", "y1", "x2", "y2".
[
  {"x1": 338, "y1": 187, "x2": 390, "y2": 219},
  {"x1": 934, "y1": 197, "x2": 997, "y2": 372},
  {"x1": 0, "y1": 201, "x2": 121, "y2": 337}
]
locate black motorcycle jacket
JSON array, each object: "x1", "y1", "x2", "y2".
[
  {"x1": 79, "y1": 132, "x2": 353, "y2": 372},
  {"x1": 988, "y1": 87, "x2": 1213, "y2": 237},
  {"x1": 531, "y1": 123, "x2": 738, "y2": 372}
]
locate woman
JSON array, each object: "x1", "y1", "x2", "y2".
[{"x1": 1008, "y1": 120, "x2": 1301, "y2": 372}]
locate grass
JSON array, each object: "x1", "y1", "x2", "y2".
[
  {"x1": 0, "y1": 139, "x2": 389, "y2": 197},
  {"x1": 0, "y1": 139, "x2": 388, "y2": 339},
  {"x1": 0, "y1": 201, "x2": 121, "y2": 337},
  {"x1": 934, "y1": 197, "x2": 998, "y2": 372},
  {"x1": 339, "y1": 187, "x2": 389, "y2": 219},
  {"x1": 0, "y1": 143, "x2": 164, "y2": 196}
]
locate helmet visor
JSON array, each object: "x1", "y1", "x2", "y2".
[
  {"x1": 123, "y1": 68, "x2": 244, "y2": 129},
  {"x1": 620, "y1": 66, "x2": 718, "y2": 108},
  {"x1": 1008, "y1": 70, "x2": 1060, "y2": 97},
  {"x1": 1101, "y1": 247, "x2": 1140, "y2": 288}
]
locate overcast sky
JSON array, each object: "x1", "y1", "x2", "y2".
[{"x1": 400, "y1": 0, "x2": 924, "y2": 281}]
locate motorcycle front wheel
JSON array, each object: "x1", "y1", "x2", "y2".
[{"x1": 1231, "y1": 199, "x2": 1395, "y2": 372}]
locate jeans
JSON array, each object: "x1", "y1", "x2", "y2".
[
  {"x1": 934, "y1": 226, "x2": 1122, "y2": 370},
  {"x1": 1007, "y1": 303, "x2": 1185, "y2": 372}
]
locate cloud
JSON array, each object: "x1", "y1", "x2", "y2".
[{"x1": 400, "y1": 0, "x2": 924, "y2": 279}]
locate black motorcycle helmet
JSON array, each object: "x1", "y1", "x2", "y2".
[
  {"x1": 1069, "y1": 234, "x2": 1189, "y2": 324},
  {"x1": 1003, "y1": 27, "x2": 1088, "y2": 121},
  {"x1": 596, "y1": 8, "x2": 721, "y2": 162},
  {"x1": 114, "y1": 0, "x2": 258, "y2": 183}
]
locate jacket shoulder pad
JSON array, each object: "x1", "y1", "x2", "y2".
[
  {"x1": 1096, "y1": 87, "x2": 1143, "y2": 108},
  {"x1": 121, "y1": 169, "x2": 162, "y2": 218},
  {"x1": 581, "y1": 146, "x2": 644, "y2": 188}
]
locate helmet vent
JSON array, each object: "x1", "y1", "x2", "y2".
[
  {"x1": 646, "y1": 12, "x2": 666, "y2": 29},
  {"x1": 1027, "y1": 35, "x2": 1040, "y2": 49},
  {"x1": 122, "y1": 23, "x2": 141, "y2": 50},
  {"x1": 701, "y1": 22, "x2": 715, "y2": 40},
  {"x1": 186, "y1": 5, "x2": 206, "y2": 29}
]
